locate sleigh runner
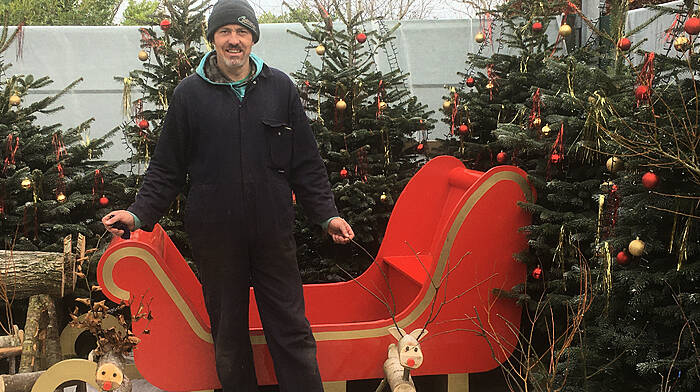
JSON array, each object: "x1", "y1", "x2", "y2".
[{"x1": 33, "y1": 156, "x2": 534, "y2": 391}]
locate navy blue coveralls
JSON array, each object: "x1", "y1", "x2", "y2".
[{"x1": 127, "y1": 54, "x2": 338, "y2": 392}]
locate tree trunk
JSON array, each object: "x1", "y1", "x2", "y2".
[
  {"x1": 0, "y1": 251, "x2": 74, "y2": 299},
  {"x1": 19, "y1": 295, "x2": 61, "y2": 372},
  {"x1": 381, "y1": 356, "x2": 416, "y2": 392},
  {"x1": 0, "y1": 372, "x2": 42, "y2": 392}
]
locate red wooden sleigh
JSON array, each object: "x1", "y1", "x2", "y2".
[{"x1": 33, "y1": 156, "x2": 534, "y2": 392}]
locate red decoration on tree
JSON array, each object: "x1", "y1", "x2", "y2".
[
  {"x1": 635, "y1": 85, "x2": 650, "y2": 101},
  {"x1": 340, "y1": 168, "x2": 349, "y2": 179},
  {"x1": 616, "y1": 251, "x2": 630, "y2": 265},
  {"x1": 642, "y1": 172, "x2": 659, "y2": 189},
  {"x1": 416, "y1": 142, "x2": 424, "y2": 152},
  {"x1": 356, "y1": 33, "x2": 367, "y2": 43},
  {"x1": 458, "y1": 124, "x2": 468, "y2": 134},
  {"x1": 532, "y1": 21, "x2": 543, "y2": 33},
  {"x1": 496, "y1": 151, "x2": 507, "y2": 163},
  {"x1": 635, "y1": 52, "x2": 655, "y2": 105},
  {"x1": 138, "y1": 119, "x2": 149, "y2": 130},
  {"x1": 532, "y1": 267, "x2": 542, "y2": 279},
  {"x1": 547, "y1": 124, "x2": 565, "y2": 170},
  {"x1": 160, "y1": 19, "x2": 172, "y2": 31},
  {"x1": 3, "y1": 134, "x2": 19, "y2": 174},
  {"x1": 93, "y1": 169, "x2": 105, "y2": 206},
  {"x1": 466, "y1": 77, "x2": 475, "y2": 87},
  {"x1": 617, "y1": 37, "x2": 631, "y2": 51},
  {"x1": 685, "y1": 17, "x2": 700, "y2": 35},
  {"x1": 99, "y1": 196, "x2": 110, "y2": 207}
]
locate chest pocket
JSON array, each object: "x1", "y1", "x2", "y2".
[{"x1": 262, "y1": 119, "x2": 293, "y2": 172}]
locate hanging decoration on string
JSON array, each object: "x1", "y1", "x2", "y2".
[
  {"x1": 334, "y1": 84, "x2": 346, "y2": 132},
  {"x1": 529, "y1": 88, "x2": 542, "y2": 130},
  {"x1": 450, "y1": 90, "x2": 459, "y2": 135},
  {"x1": 52, "y1": 132, "x2": 67, "y2": 202},
  {"x1": 121, "y1": 77, "x2": 133, "y2": 117},
  {"x1": 547, "y1": 124, "x2": 565, "y2": 175},
  {"x1": 93, "y1": 169, "x2": 109, "y2": 207},
  {"x1": 635, "y1": 53, "x2": 655, "y2": 105},
  {"x1": 486, "y1": 64, "x2": 498, "y2": 100},
  {"x1": 676, "y1": 202, "x2": 697, "y2": 271},
  {"x1": 479, "y1": 13, "x2": 494, "y2": 47},
  {"x1": 376, "y1": 80, "x2": 386, "y2": 119},
  {"x1": 3, "y1": 134, "x2": 19, "y2": 174}
]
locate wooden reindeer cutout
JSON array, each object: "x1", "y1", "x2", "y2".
[{"x1": 376, "y1": 327, "x2": 428, "y2": 392}]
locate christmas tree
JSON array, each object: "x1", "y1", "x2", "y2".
[
  {"x1": 289, "y1": 2, "x2": 435, "y2": 281},
  {"x1": 0, "y1": 24, "x2": 122, "y2": 252},
  {"x1": 441, "y1": 1, "x2": 699, "y2": 391},
  {"x1": 116, "y1": 0, "x2": 210, "y2": 257}
]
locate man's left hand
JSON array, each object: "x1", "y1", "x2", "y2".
[{"x1": 327, "y1": 217, "x2": 354, "y2": 244}]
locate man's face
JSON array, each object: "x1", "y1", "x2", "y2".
[{"x1": 213, "y1": 23, "x2": 254, "y2": 76}]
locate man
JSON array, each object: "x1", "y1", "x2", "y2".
[{"x1": 102, "y1": 0, "x2": 354, "y2": 390}]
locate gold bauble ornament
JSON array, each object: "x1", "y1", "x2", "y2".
[
  {"x1": 588, "y1": 95, "x2": 597, "y2": 104},
  {"x1": 541, "y1": 124, "x2": 551, "y2": 135},
  {"x1": 559, "y1": 24, "x2": 573, "y2": 37},
  {"x1": 56, "y1": 192, "x2": 66, "y2": 202},
  {"x1": 475, "y1": 32, "x2": 485, "y2": 43},
  {"x1": 335, "y1": 99, "x2": 347, "y2": 111},
  {"x1": 485, "y1": 81, "x2": 494, "y2": 89},
  {"x1": 315, "y1": 44, "x2": 326, "y2": 55},
  {"x1": 380, "y1": 192, "x2": 388, "y2": 203},
  {"x1": 138, "y1": 50, "x2": 149, "y2": 61},
  {"x1": 532, "y1": 117, "x2": 542, "y2": 127},
  {"x1": 442, "y1": 100, "x2": 451, "y2": 110},
  {"x1": 674, "y1": 35, "x2": 690, "y2": 52},
  {"x1": 606, "y1": 157, "x2": 623, "y2": 173},
  {"x1": 379, "y1": 101, "x2": 387, "y2": 110},
  {"x1": 9, "y1": 94, "x2": 21, "y2": 106},
  {"x1": 628, "y1": 238, "x2": 645, "y2": 257},
  {"x1": 20, "y1": 178, "x2": 31, "y2": 190}
]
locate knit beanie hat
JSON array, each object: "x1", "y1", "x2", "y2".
[{"x1": 206, "y1": 0, "x2": 260, "y2": 43}]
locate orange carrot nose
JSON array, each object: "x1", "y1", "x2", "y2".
[
  {"x1": 406, "y1": 358, "x2": 415, "y2": 367},
  {"x1": 102, "y1": 381, "x2": 112, "y2": 391}
]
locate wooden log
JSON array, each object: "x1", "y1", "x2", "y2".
[
  {"x1": 0, "y1": 326, "x2": 24, "y2": 348},
  {"x1": 0, "y1": 346, "x2": 22, "y2": 359},
  {"x1": 381, "y1": 356, "x2": 415, "y2": 392},
  {"x1": 19, "y1": 295, "x2": 62, "y2": 373},
  {"x1": 0, "y1": 251, "x2": 74, "y2": 299},
  {"x1": 0, "y1": 371, "x2": 42, "y2": 392}
]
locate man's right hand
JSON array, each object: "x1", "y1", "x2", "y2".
[{"x1": 102, "y1": 210, "x2": 135, "y2": 238}]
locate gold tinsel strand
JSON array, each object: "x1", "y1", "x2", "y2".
[
  {"x1": 668, "y1": 200, "x2": 679, "y2": 253},
  {"x1": 677, "y1": 202, "x2": 697, "y2": 271},
  {"x1": 596, "y1": 194, "x2": 605, "y2": 247},
  {"x1": 553, "y1": 225, "x2": 566, "y2": 269},
  {"x1": 567, "y1": 62, "x2": 575, "y2": 98},
  {"x1": 122, "y1": 77, "x2": 133, "y2": 117},
  {"x1": 603, "y1": 242, "x2": 613, "y2": 310}
]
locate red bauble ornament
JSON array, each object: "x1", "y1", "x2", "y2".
[
  {"x1": 160, "y1": 19, "x2": 172, "y2": 31},
  {"x1": 417, "y1": 143, "x2": 425, "y2": 152},
  {"x1": 532, "y1": 267, "x2": 542, "y2": 279},
  {"x1": 550, "y1": 153, "x2": 563, "y2": 164},
  {"x1": 532, "y1": 21, "x2": 543, "y2": 33},
  {"x1": 99, "y1": 196, "x2": 109, "y2": 206},
  {"x1": 138, "y1": 119, "x2": 149, "y2": 130},
  {"x1": 616, "y1": 251, "x2": 630, "y2": 265},
  {"x1": 356, "y1": 33, "x2": 367, "y2": 43},
  {"x1": 617, "y1": 37, "x2": 631, "y2": 51},
  {"x1": 642, "y1": 172, "x2": 659, "y2": 189},
  {"x1": 496, "y1": 151, "x2": 507, "y2": 163},
  {"x1": 466, "y1": 77, "x2": 475, "y2": 87},
  {"x1": 685, "y1": 17, "x2": 700, "y2": 35},
  {"x1": 458, "y1": 124, "x2": 469, "y2": 134},
  {"x1": 635, "y1": 85, "x2": 650, "y2": 100},
  {"x1": 340, "y1": 168, "x2": 348, "y2": 179}
]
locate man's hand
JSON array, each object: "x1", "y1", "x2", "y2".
[
  {"x1": 327, "y1": 217, "x2": 354, "y2": 244},
  {"x1": 102, "y1": 210, "x2": 135, "y2": 238}
]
